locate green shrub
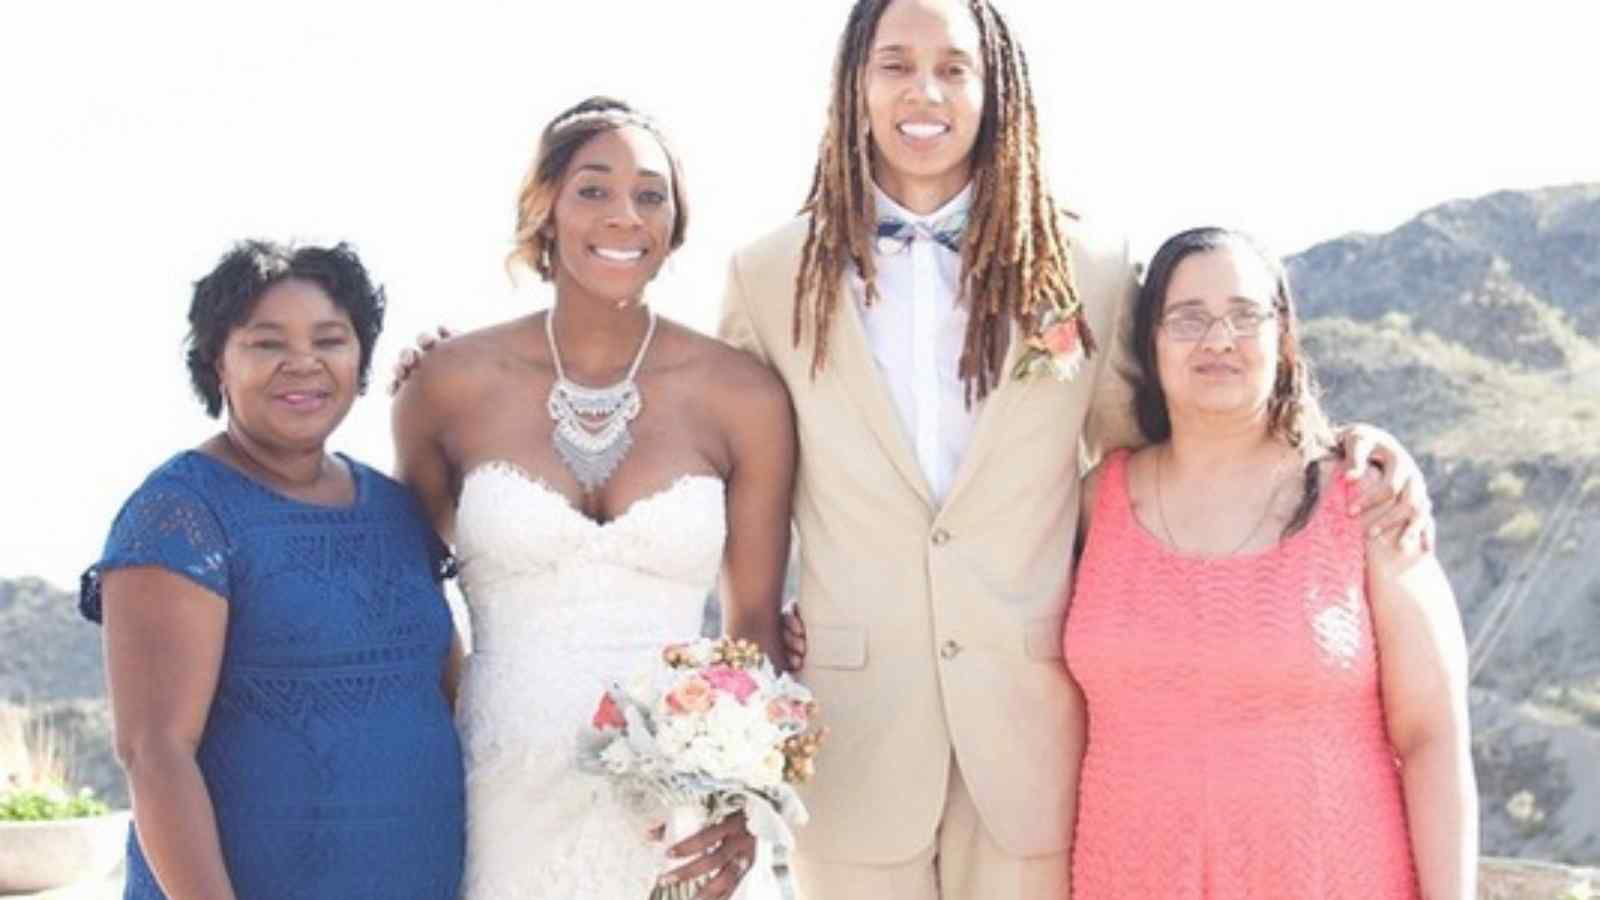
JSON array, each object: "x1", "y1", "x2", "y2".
[
  {"x1": 1496, "y1": 510, "x2": 1541, "y2": 543},
  {"x1": 0, "y1": 784, "x2": 109, "y2": 821},
  {"x1": 1378, "y1": 310, "x2": 1413, "y2": 332},
  {"x1": 1488, "y1": 470, "x2": 1527, "y2": 500}
]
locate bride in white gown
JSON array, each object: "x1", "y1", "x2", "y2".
[{"x1": 393, "y1": 97, "x2": 795, "y2": 898}]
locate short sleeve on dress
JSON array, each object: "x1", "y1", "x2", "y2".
[{"x1": 80, "y1": 475, "x2": 232, "y2": 622}]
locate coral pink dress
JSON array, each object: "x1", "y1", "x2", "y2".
[{"x1": 1064, "y1": 450, "x2": 1420, "y2": 898}]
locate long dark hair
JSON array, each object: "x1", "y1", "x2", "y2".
[{"x1": 1128, "y1": 227, "x2": 1336, "y2": 535}]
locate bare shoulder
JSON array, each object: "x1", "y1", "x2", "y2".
[
  {"x1": 401, "y1": 317, "x2": 538, "y2": 407},
  {"x1": 662, "y1": 319, "x2": 789, "y2": 409}
]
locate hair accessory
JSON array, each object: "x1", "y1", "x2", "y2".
[{"x1": 548, "y1": 107, "x2": 658, "y2": 136}]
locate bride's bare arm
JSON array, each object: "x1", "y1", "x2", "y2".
[{"x1": 716, "y1": 354, "x2": 797, "y2": 672}]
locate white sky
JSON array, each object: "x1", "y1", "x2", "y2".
[{"x1": 3, "y1": 0, "x2": 1597, "y2": 588}]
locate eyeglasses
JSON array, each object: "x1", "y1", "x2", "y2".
[{"x1": 1158, "y1": 306, "x2": 1278, "y2": 342}]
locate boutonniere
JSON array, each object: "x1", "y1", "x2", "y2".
[{"x1": 1012, "y1": 305, "x2": 1089, "y2": 382}]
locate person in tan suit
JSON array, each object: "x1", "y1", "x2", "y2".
[{"x1": 721, "y1": 1, "x2": 1433, "y2": 897}]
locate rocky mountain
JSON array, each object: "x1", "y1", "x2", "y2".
[
  {"x1": 1290, "y1": 183, "x2": 1600, "y2": 866},
  {"x1": 0, "y1": 576, "x2": 122, "y2": 808},
  {"x1": 2, "y1": 183, "x2": 1597, "y2": 873}
]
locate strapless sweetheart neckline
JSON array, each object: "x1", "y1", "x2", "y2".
[{"x1": 461, "y1": 459, "x2": 722, "y2": 530}]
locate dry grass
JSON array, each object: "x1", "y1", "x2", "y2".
[{"x1": 0, "y1": 703, "x2": 71, "y2": 791}]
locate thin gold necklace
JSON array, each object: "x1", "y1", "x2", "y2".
[{"x1": 1154, "y1": 444, "x2": 1292, "y2": 557}]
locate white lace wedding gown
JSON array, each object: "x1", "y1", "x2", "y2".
[{"x1": 453, "y1": 461, "x2": 736, "y2": 898}]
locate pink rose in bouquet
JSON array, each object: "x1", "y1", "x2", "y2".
[
  {"x1": 704, "y1": 664, "x2": 759, "y2": 704},
  {"x1": 666, "y1": 675, "x2": 715, "y2": 714},
  {"x1": 592, "y1": 693, "x2": 627, "y2": 731}
]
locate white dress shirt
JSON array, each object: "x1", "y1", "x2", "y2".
[{"x1": 852, "y1": 182, "x2": 979, "y2": 506}]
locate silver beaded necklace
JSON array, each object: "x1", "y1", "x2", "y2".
[{"x1": 545, "y1": 305, "x2": 658, "y2": 493}]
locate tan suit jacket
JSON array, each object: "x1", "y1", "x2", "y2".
[{"x1": 719, "y1": 215, "x2": 1139, "y2": 864}]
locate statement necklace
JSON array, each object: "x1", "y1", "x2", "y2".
[{"x1": 545, "y1": 306, "x2": 658, "y2": 493}]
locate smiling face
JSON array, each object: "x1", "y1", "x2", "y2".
[
  {"x1": 547, "y1": 126, "x2": 677, "y2": 304},
  {"x1": 864, "y1": 0, "x2": 985, "y2": 207},
  {"x1": 215, "y1": 278, "x2": 360, "y2": 452},
  {"x1": 1156, "y1": 245, "x2": 1284, "y2": 424}
]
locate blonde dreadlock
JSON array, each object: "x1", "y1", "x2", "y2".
[{"x1": 793, "y1": 0, "x2": 1094, "y2": 403}]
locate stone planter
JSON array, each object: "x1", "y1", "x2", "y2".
[
  {"x1": 0, "y1": 812, "x2": 128, "y2": 894},
  {"x1": 1479, "y1": 856, "x2": 1599, "y2": 899}
]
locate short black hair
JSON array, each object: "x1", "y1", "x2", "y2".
[{"x1": 184, "y1": 240, "x2": 386, "y2": 417}]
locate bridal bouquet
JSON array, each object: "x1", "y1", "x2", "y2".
[{"x1": 579, "y1": 637, "x2": 825, "y2": 900}]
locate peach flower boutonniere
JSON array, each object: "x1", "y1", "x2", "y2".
[{"x1": 1012, "y1": 305, "x2": 1092, "y2": 382}]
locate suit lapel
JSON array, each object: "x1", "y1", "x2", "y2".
[
  {"x1": 941, "y1": 320, "x2": 1032, "y2": 512},
  {"x1": 829, "y1": 284, "x2": 936, "y2": 510}
]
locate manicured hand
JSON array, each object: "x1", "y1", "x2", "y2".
[
  {"x1": 1340, "y1": 424, "x2": 1435, "y2": 553},
  {"x1": 387, "y1": 325, "x2": 454, "y2": 395},
  {"x1": 661, "y1": 811, "x2": 756, "y2": 900},
  {"x1": 781, "y1": 606, "x2": 807, "y2": 672}
]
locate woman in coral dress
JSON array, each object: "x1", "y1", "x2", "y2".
[{"x1": 1064, "y1": 228, "x2": 1476, "y2": 899}]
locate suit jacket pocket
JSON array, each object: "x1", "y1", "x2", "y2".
[
  {"x1": 1023, "y1": 614, "x2": 1066, "y2": 661},
  {"x1": 807, "y1": 624, "x2": 868, "y2": 670}
]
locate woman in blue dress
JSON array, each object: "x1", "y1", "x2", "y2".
[{"x1": 81, "y1": 241, "x2": 465, "y2": 899}]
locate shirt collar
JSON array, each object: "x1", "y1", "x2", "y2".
[{"x1": 872, "y1": 179, "x2": 974, "y2": 225}]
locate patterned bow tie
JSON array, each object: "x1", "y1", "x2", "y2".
[{"x1": 875, "y1": 209, "x2": 968, "y2": 255}]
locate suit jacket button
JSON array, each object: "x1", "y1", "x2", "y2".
[
  {"x1": 940, "y1": 639, "x2": 962, "y2": 660},
  {"x1": 931, "y1": 528, "x2": 951, "y2": 546}
]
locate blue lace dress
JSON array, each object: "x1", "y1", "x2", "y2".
[{"x1": 81, "y1": 451, "x2": 465, "y2": 900}]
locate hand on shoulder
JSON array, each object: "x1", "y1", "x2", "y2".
[{"x1": 386, "y1": 326, "x2": 454, "y2": 396}]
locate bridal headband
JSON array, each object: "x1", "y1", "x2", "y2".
[{"x1": 548, "y1": 107, "x2": 662, "y2": 136}]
